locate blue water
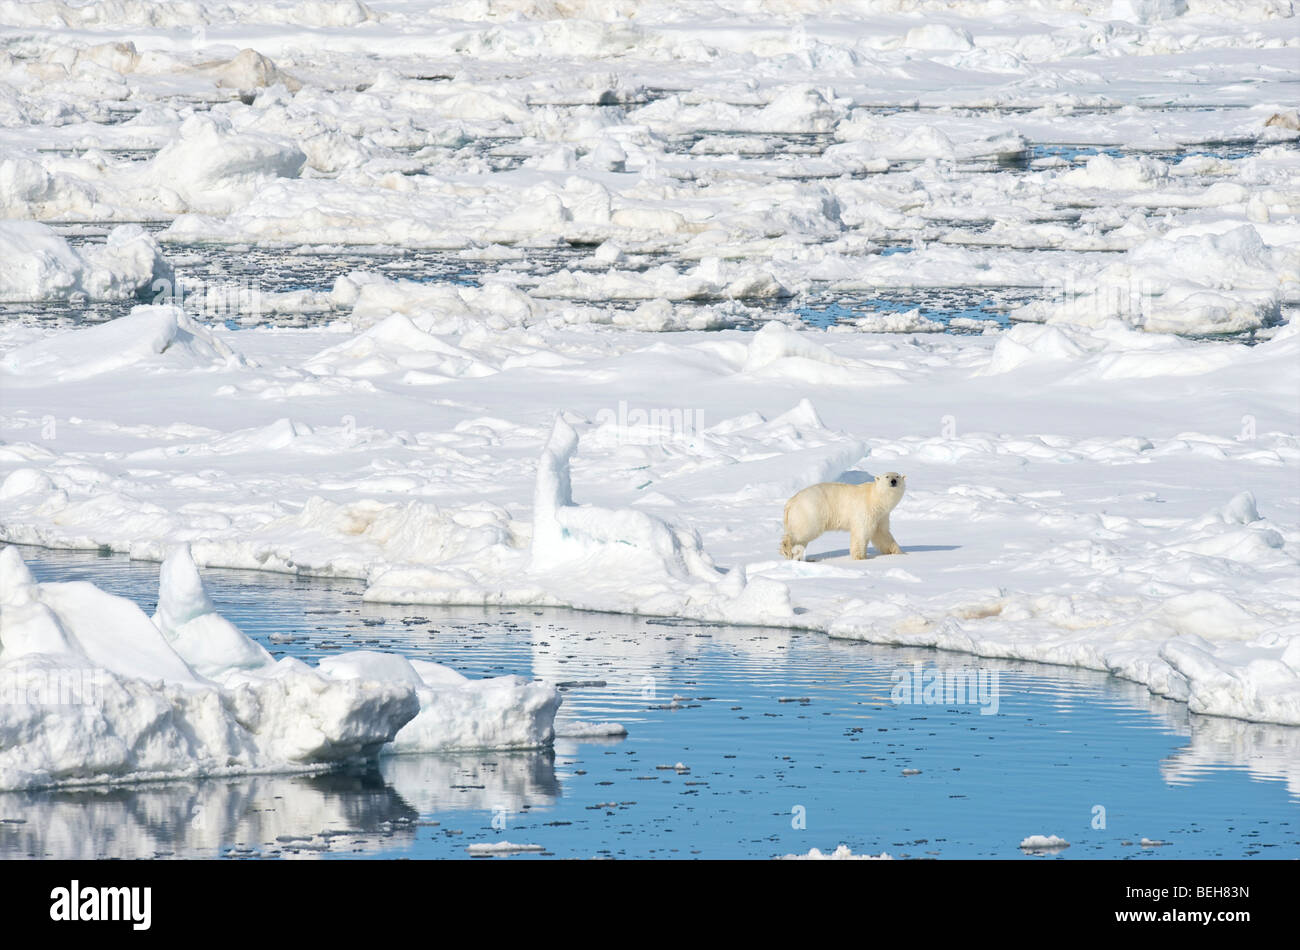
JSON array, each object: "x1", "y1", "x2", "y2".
[
  {"x1": 1031, "y1": 142, "x2": 1267, "y2": 165},
  {"x1": 795, "y1": 289, "x2": 1029, "y2": 331},
  {"x1": 1033, "y1": 144, "x2": 1122, "y2": 164},
  {"x1": 3, "y1": 546, "x2": 1296, "y2": 860}
]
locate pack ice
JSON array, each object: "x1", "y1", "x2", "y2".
[{"x1": 0, "y1": 0, "x2": 1298, "y2": 781}]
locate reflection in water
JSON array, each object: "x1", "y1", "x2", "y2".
[
  {"x1": 7, "y1": 546, "x2": 1299, "y2": 859},
  {"x1": 0, "y1": 754, "x2": 564, "y2": 860},
  {"x1": 1163, "y1": 716, "x2": 1300, "y2": 798},
  {"x1": 381, "y1": 752, "x2": 560, "y2": 815},
  {"x1": 0, "y1": 770, "x2": 416, "y2": 860}
]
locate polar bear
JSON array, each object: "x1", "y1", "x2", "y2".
[{"x1": 780, "y1": 473, "x2": 906, "y2": 561}]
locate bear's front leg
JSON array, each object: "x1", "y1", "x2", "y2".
[
  {"x1": 871, "y1": 517, "x2": 904, "y2": 556},
  {"x1": 849, "y1": 527, "x2": 870, "y2": 560}
]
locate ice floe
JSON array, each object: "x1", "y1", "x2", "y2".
[{"x1": 0, "y1": 544, "x2": 560, "y2": 791}]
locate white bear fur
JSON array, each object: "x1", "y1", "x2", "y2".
[{"x1": 780, "y1": 472, "x2": 907, "y2": 561}]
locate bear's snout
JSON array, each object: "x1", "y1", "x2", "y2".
[{"x1": 889, "y1": 477, "x2": 898, "y2": 487}]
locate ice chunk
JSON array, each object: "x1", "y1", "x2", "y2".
[
  {"x1": 779, "y1": 845, "x2": 893, "y2": 860},
  {"x1": 0, "y1": 222, "x2": 171, "y2": 302},
  {"x1": 151, "y1": 114, "x2": 306, "y2": 213},
  {"x1": 1019, "y1": 834, "x2": 1070, "y2": 850},
  {"x1": 0, "y1": 546, "x2": 559, "y2": 791},
  {"x1": 1, "y1": 305, "x2": 241, "y2": 383}
]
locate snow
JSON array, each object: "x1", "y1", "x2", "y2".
[
  {"x1": 151, "y1": 113, "x2": 307, "y2": 214},
  {"x1": 1011, "y1": 224, "x2": 1294, "y2": 335},
  {"x1": 2, "y1": 305, "x2": 242, "y2": 382},
  {"x1": 0, "y1": 0, "x2": 1297, "y2": 765}
]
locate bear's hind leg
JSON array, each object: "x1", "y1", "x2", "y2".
[{"x1": 780, "y1": 532, "x2": 795, "y2": 559}]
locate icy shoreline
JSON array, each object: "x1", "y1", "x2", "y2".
[
  {"x1": 4, "y1": 350, "x2": 1297, "y2": 730},
  {"x1": 2, "y1": 313, "x2": 1297, "y2": 730}
]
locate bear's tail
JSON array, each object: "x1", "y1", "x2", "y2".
[{"x1": 780, "y1": 497, "x2": 797, "y2": 558}]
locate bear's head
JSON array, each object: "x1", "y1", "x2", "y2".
[{"x1": 875, "y1": 472, "x2": 906, "y2": 507}]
